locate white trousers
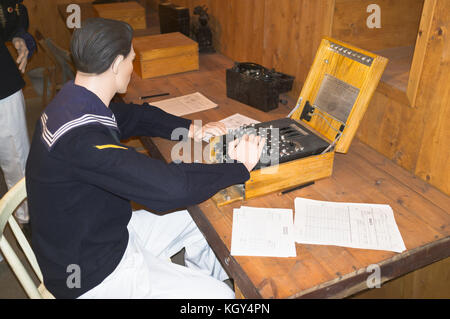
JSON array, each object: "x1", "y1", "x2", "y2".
[
  {"x1": 0, "y1": 90, "x2": 29, "y2": 223},
  {"x1": 78, "y1": 209, "x2": 235, "y2": 299}
]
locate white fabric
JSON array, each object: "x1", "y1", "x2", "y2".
[
  {"x1": 78, "y1": 209, "x2": 235, "y2": 299},
  {"x1": 0, "y1": 89, "x2": 29, "y2": 223}
]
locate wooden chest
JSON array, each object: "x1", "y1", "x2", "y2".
[
  {"x1": 132, "y1": 32, "x2": 199, "y2": 79},
  {"x1": 93, "y1": 2, "x2": 146, "y2": 30},
  {"x1": 210, "y1": 37, "x2": 389, "y2": 206}
]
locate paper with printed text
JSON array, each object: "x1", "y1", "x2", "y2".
[
  {"x1": 231, "y1": 206, "x2": 296, "y2": 257},
  {"x1": 151, "y1": 92, "x2": 218, "y2": 117},
  {"x1": 294, "y1": 198, "x2": 406, "y2": 253}
]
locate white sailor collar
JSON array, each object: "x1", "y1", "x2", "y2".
[{"x1": 40, "y1": 81, "x2": 119, "y2": 150}]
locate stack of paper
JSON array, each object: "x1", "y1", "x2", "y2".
[
  {"x1": 294, "y1": 198, "x2": 406, "y2": 253},
  {"x1": 230, "y1": 206, "x2": 296, "y2": 257},
  {"x1": 229, "y1": 199, "x2": 406, "y2": 258}
]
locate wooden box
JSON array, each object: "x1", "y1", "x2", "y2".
[
  {"x1": 132, "y1": 32, "x2": 199, "y2": 79},
  {"x1": 210, "y1": 37, "x2": 388, "y2": 206},
  {"x1": 93, "y1": 2, "x2": 146, "y2": 30}
]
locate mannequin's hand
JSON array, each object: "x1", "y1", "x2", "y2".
[
  {"x1": 12, "y1": 37, "x2": 28, "y2": 73},
  {"x1": 189, "y1": 122, "x2": 227, "y2": 141},
  {"x1": 227, "y1": 134, "x2": 266, "y2": 172}
]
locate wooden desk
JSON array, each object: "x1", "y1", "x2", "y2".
[{"x1": 121, "y1": 53, "x2": 450, "y2": 299}]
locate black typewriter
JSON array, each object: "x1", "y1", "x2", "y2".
[
  {"x1": 211, "y1": 118, "x2": 330, "y2": 170},
  {"x1": 226, "y1": 62, "x2": 295, "y2": 112},
  {"x1": 158, "y1": 2, "x2": 190, "y2": 37}
]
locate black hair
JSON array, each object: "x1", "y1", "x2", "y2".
[{"x1": 70, "y1": 18, "x2": 133, "y2": 74}]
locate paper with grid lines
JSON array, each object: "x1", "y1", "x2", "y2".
[{"x1": 294, "y1": 198, "x2": 406, "y2": 253}]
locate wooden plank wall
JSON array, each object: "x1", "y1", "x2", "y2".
[
  {"x1": 162, "y1": 0, "x2": 335, "y2": 96},
  {"x1": 353, "y1": 257, "x2": 450, "y2": 298},
  {"x1": 332, "y1": 0, "x2": 424, "y2": 51},
  {"x1": 356, "y1": 0, "x2": 450, "y2": 196},
  {"x1": 408, "y1": 0, "x2": 450, "y2": 195}
]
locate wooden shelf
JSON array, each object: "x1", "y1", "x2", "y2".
[
  {"x1": 374, "y1": 46, "x2": 415, "y2": 105},
  {"x1": 375, "y1": 46, "x2": 415, "y2": 93}
]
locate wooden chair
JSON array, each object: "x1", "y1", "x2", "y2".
[
  {"x1": 32, "y1": 30, "x2": 76, "y2": 106},
  {"x1": 0, "y1": 178, "x2": 54, "y2": 299}
]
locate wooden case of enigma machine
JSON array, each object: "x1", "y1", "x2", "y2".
[{"x1": 209, "y1": 37, "x2": 388, "y2": 206}]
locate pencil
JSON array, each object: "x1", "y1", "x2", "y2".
[
  {"x1": 278, "y1": 181, "x2": 315, "y2": 195},
  {"x1": 140, "y1": 93, "x2": 170, "y2": 99}
]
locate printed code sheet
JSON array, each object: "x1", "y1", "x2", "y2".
[
  {"x1": 231, "y1": 206, "x2": 296, "y2": 257},
  {"x1": 294, "y1": 198, "x2": 406, "y2": 253}
]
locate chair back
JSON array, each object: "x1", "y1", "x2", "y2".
[
  {"x1": 0, "y1": 178, "x2": 54, "y2": 299},
  {"x1": 32, "y1": 30, "x2": 57, "y2": 105},
  {"x1": 44, "y1": 38, "x2": 75, "y2": 83},
  {"x1": 33, "y1": 30, "x2": 76, "y2": 105}
]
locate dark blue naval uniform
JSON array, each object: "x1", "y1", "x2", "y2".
[
  {"x1": 0, "y1": 0, "x2": 35, "y2": 99},
  {"x1": 26, "y1": 81, "x2": 250, "y2": 298}
]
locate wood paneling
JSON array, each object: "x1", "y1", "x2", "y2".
[
  {"x1": 357, "y1": 0, "x2": 450, "y2": 196},
  {"x1": 167, "y1": 0, "x2": 334, "y2": 98},
  {"x1": 407, "y1": 0, "x2": 437, "y2": 106},
  {"x1": 413, "y1": 0, "x2": 450, "y2": 195},
  {"x1": 261, "y1": 0, "x2": 335, "y2": 96},
  {"x1": 353, "y1": 257, "x2": 450, "y2": 298},
  {"x1": 332, "y1": 0, "x2": 424, "y2": 52}
]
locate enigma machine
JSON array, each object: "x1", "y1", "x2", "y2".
[{"x1": 209, "y1": 37, "x2": 388, "y2": 206}]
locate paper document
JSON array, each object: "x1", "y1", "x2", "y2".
[
  {"x1": 231, "y1": 206, "x2": 296, "y2": 257},
  {"x1": 151, "y1": 92, "x2": 218, "y2": 116},
  {"x1": 203, "y1": 113, "x2": 260, "y2": 141},
  {"x1": 294, "y1": 198, "x2": 406, "y2": 253}
]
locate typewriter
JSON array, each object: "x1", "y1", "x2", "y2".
[
  {"x1": 158, "y1": 2, "x2": 190, "y2": 37},
  {"x1": 226, "y1": 62, "x2": 295, "y2": 112}
]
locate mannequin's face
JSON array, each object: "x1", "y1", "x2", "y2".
[{"x1": 115, "y1": 45, "x2": 136, "y2": 94}]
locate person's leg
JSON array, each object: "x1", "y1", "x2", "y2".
[
  {"x1": 79, "y1": 210, "x2": 234, "y2": 299},
  {"x1": 0, "y1": 90, "x2": 30, "y2": 223},
  {"x1": 129, "y1": 209, "x2": 229, "y2": 281}
]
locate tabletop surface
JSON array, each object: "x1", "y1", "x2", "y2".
[{"x1": 121, "y1": 52, "x2": 450, "y2": 299}]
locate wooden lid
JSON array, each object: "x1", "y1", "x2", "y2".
[
  {"x1": 290, "y1": 37, "x2": 388, "y2": 154},
  {"x1": 93, "y1": 2, "x2": 144, "y2": 13},
  {"x1": 133, "y1": 32, "x2": 198, "y2": 60}
]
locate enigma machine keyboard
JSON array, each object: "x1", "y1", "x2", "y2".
[{"x1": 211, "y1": 118, "x2": 330, "y2": 171}]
